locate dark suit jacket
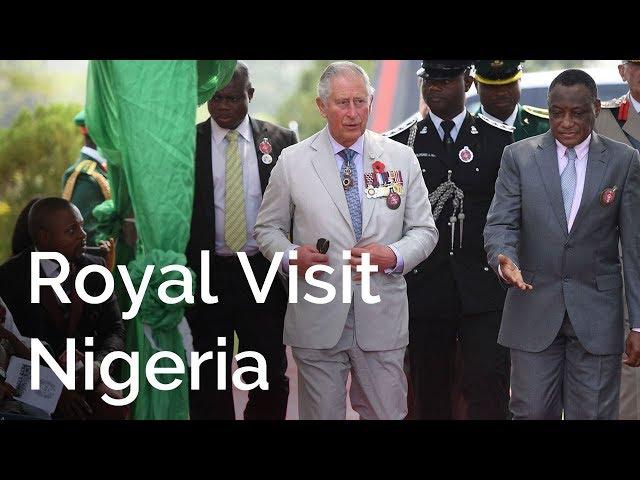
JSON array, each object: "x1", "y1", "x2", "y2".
[
  {"x1": 186, "y1": 116, "x2": 298, "y2": 293},
  {"x1": 0, "y1": 250, "x2": 125, "y2": 363}
]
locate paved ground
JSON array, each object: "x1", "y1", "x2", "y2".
[{"x1": 232, "y1": 346, "x2": 359, "y2": 420}]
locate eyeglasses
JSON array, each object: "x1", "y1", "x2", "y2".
[{"x1": 210, "y1": 94, "x2": 245, "y2": 104}]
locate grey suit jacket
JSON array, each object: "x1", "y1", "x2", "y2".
[
  {"x1": 255, "y1": 127, "x2": 438, "y2": 351},
  {"x1": 484, "y1": 131, "x2": 640, "y2": 355}
]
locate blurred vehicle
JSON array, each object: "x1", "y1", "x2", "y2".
[
  {"x1": 466, "y1": 67, "x2": 628, "y2": 113},
  {"x1": 370, "y1": 62, "x2": 628, "y2": 133}
]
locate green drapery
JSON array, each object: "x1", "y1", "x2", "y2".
[{"x1": 86, "y1": 60, "x2": 235, "y2": 419}]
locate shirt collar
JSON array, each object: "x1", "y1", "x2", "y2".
[
  {"x1": 628, "y1": 91, "x2": 640, "y2": 114},
  {"x1": 80, "y1": 146, "x2": 107, "y2": 165},
  {"x1": 211, "y1": 115, "x2": 251, "y2": 145},
  {"x1": 480, "y1": 104, "x2": 519, "y2": 127},
  {"x1": 428, "y1": 108, "x2": 467, "y2": 133},
  {"x1": 328, "y1": 131, "x2": 365, "y2": 158},
  {"x1": 555, "y1": 133, "x2": 592, "y2": 161},
  {"x1": 33, "y1": 247, "x2": 62, "y2": 278},
  {"x1": 41, "y1": 259, "x2": 61, "y2": 278}
]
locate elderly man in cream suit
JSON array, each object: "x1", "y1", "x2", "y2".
[{"x1": 255, "y1": 61, "x2": 438, "y2": 420}]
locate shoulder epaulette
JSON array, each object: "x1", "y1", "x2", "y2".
[
  {"x1": 62, "y1": 159, "x2": 111, "y2": 202},
  {"x1": 382, "y1": 116, "x2": 418, "y2": 138},
  {"x1": 601, "y1": 95, "x2": 626, "y2": 109},
  {"x1": 522, "y1": 105, "x2": 549, "y2": 119},
  {"x1": 477, "y1": 113, "x2": 516, "y2": 132}
]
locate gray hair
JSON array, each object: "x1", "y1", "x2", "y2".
[{"x1": 317, "y1": 61, "x2": 375, "y2": 103}]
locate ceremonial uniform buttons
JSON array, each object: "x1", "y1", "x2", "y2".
[{"x1": 484, "y1": 267, "x2": 489, "y2": 271}]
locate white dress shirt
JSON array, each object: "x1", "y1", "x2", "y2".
[
  {"x1": 480, "y1": 105, "x2": 519, "y2": 127},
  {"x1": 428, "y1": 108, "x2": 467, "y2": 142},
  {"x1": 210, "y1": 115, "x2": 262, "y2": 256}
]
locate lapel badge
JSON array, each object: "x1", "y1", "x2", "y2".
[
  {"x1": 458, "y1": 146, "x2": 474, "y2": 163},
  {"x1": 470, "y1": 125, "x2": 478, "y2": 135},
  {"x1": 420, "y1": 126, "x2": 428, "y2": 134},
  {"x1": 600, "y1": 186, "x2": 617, "y2": 206},
  {"x1": 523, "y1": 117, "x2": 529, "y2": 125},
  {"x1": 369, "y1": 152, "x2": 376, "y2": 159},
  {"x1": 259, "y1": 137, "x2": 272, "y2": 155},
  {"x1": 261, "y1": 154, "x2": 273, "y2": 164}
]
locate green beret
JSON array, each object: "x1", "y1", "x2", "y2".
[{"x1": 74, "y1": 110, "x2": 85, "y2": 127}]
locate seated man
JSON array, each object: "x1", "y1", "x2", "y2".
[{"x1": 0, "y1": 197, "x2": 127, "y2": 420}]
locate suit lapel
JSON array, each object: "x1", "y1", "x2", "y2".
[
  {"x1": 535, "y1": 131, "x2": 568, "y2": 236},
  {"x1": 196, "y1": 120, "x2": 215, "y2": 235},
  {"x1": 516, "y1": 105, "x2": 532, "y2": 139},
  {"x1": 310, "y1": 127, "x2": 354, "y2": 237},
  {"x1": 361, "y1": 131, "x2": 384, "y2": 236},
  {"x1": 569, "y1": 133, "x2": 608, "y2": 235},
  {"x1": 249, "y1": 117, "x2": 272, "y2": 193}
]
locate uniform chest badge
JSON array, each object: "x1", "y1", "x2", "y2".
[
  {"x1": 458, "y1": 146, "x2": 474, "y2": 163},
  {"x1": 600, "y1": 186, "x2": 617, "y2": 206},
  {"x1": 420, "y1": 126, "x2": 428, "y2": 134},
  {"x1": 259, "y1": 138, "x2": 273, "y2": 164},
  {"x1": 470, "y1": 125, "x2": 478, "y2": 135}
]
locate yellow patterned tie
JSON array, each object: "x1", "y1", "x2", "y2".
[{"x1": 224, "y1": 130, "x2": 247, "y2": 252}]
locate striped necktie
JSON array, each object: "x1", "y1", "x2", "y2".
[
  {"x1": 224, "y1": 130, "x2": 247, "y2": 252},
  {"x1": 560, "y1": 147, "x2": 577, "y2": 222}
]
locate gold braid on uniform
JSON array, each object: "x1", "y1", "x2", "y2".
[{"x1": 62, "y1": 160, "x2": 111, "y2": 201}]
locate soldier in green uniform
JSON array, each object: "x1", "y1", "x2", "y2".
[
  {"x1": 473, "y1": 60, "x2": 550, "y2": 141},
  {"x1": 61, "y1": 110, "x2": 111, "y2": 245},
  {"x1": 595, "y1": 60, "x2": 640, "y2": 420}
]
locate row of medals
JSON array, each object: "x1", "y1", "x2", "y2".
[{"x1": 343, "y1": 165, "x2": 402, "y2": 210}]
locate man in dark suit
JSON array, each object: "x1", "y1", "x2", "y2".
[
  {"x1": 186, "y1": 62, "x2": 297, "y2": 420},
  {"x1": 386, "y1": 60, "x2": 514, "y2": 419},
  {"x1": 0, "y1": 197, "x2": 126, "y2": 420},
  {"x1": 484, "y1": 69, "x2": 640, "y2": 419}
]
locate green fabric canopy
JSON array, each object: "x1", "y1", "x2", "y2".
[{"x1": 86, "y1": 60, "x2": 235, "y2": 419}]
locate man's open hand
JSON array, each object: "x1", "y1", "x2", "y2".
[{"x1": 498, "y1": 254, "x2": 533, "y2": 291}]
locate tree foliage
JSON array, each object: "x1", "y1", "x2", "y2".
[{"x1": 0, "y1": 103, "x2": 82, "y2": 261}]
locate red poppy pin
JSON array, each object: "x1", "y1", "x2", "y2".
[{"x1": 372, "y1": 160, "x2": 386, "y2": 174}]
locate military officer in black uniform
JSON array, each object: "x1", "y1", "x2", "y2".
[{"x1": 385, "y1": 60, "x2": 514, "y2": 419}]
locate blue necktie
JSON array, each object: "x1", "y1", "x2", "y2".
[
  {"x1": 338, "y1": 148, "x2": 362, "y2": 240},
  {"x1": 561, "y1": 147, "x2": 577, "y2": 223}
]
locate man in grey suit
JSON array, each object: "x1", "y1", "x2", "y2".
[
  {"x1": 484, "y1": 69, "x2": 640, "y2": 420},
  {"x1": 254, "y1": 61, "x2": 438, "y2": 420}
]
